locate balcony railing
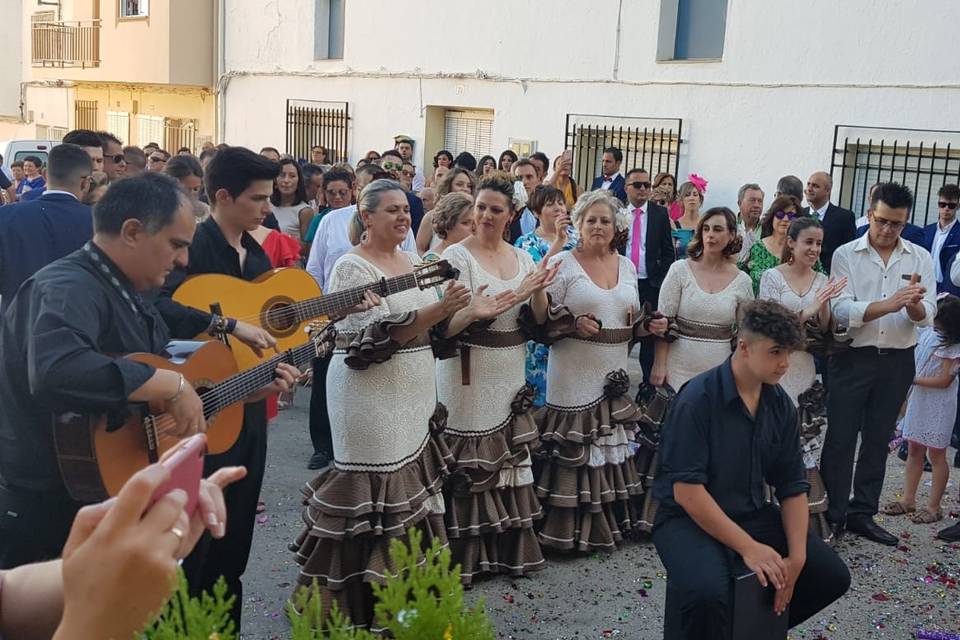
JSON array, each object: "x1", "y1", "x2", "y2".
[{"x1": 31, "y1": 20, "x2": 101, "y2": 68}]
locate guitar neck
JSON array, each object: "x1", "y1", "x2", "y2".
[
  {"x1": 294, "y1": 272, "x2": 418, "y2": 321},
  {"x1": 200, "y1": 341, "x2": 317, "y2": 418}
]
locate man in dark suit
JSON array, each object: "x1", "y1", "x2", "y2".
[
  {"x1": 621, "y1": 167, "x2": 674, "y2": 383},
  {"x1": 804, "y1": 172, "x2": 856, "y2": 273},
  {"x1": 0, "y1": 143, "x2": 94, "y2": 311},
  {"x1": 591, "y1": 146, "x2": 627, "y2": 204},
  {"x1": 921, "y1": 184, "x2": 960, "y2": 296}
]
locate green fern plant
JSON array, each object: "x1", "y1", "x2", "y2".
[
  {"x1": 146, "y1": 528, "x2": 495, "y2": 639},
  {"x1": 144, "y1": 571, "x2": 236, "y2": 640}
]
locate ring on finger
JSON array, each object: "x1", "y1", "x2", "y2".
[{"x1": 170, "y1": 526, "x2": 185, "y2": 542}]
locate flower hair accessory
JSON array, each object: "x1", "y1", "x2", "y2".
[{"x1": 688, "y1": 173, "x2": 708, "y2": 194}]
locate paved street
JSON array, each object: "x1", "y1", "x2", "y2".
[{"x1": 241, "y1": 387, "x2": 960, "y2": 639}]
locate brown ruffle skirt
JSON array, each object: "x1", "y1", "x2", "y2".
[
  {"x1": 290, "y1": 418, "x2": 453, "y2": 630},
  {"x1": 443, "y1": 384, "x2": 547, "y2": 584},
  {"x1": 535, "y1": 372, "x2": 649, "y2": 551}
]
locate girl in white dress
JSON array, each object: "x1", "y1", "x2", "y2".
[
  {"x1": 758, "y1": 217, "x2": 847, "y2": 540},
  {"x1": 533, "y1": 191, "x2": 668, "y2": 551},
  {"x1": 885, "y1": 295, "x2": 960, "y2": 525},
  {"x1": 437, "y1": 172, "x2": 558, "y2": 584},
  {"x1": 291, "y1": 180, "x2": 472, "y2": 631}
]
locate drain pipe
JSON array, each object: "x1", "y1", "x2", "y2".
[{"x1": 215, "y1": 0, "x2": 226, "y2": 143}]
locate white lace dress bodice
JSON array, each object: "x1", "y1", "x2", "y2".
[
  {"x1": 658, "y1": 260, "x2": 754, "y2": 390},
  {"x1": 326, "y1": 252, "x2": 439, "y2": 470},
  {"x1": 436, "y1": 243, "x2": 536, "y2": 434},
  {"x1": 758, "y1": 268, "x2": 828, "y2": 404},
  {"x1": 545, "y1": 252, "x2": 640, "y2": 408}
]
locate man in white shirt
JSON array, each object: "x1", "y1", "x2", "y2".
[
  {"x1": 303, "y1": 166, "x2": 415, "y2": 470},
  {"x1": 822, "y1": 182, "x2": 936, "y2": 547},
  {"x1": 305, "y1": 166, "x2": 417, "y2": 291},
  {"x1": 509, "y1": 159, "x2": 540, "y2": 243},
  {"x1": 735, "y1": 183, "x2": 764, "y2": 263}
]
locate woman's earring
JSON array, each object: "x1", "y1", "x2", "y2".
[{"x1": 360, "y1": 229, "x2": 369, "y2": 244}]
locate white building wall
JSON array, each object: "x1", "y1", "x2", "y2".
[{"x1": 222, "y1": 0, "x2": 960, "y2": 211}]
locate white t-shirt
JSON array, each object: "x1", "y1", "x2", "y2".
[{"x1": 271, "y1": 201, "x2": 310, "y2": 239}]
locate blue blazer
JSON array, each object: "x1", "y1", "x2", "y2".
[
  {"x1": 922, "y1": 221, "x2": 960, "y2": 296},
  {"x1": 0, "y1": 192, "x2": 93, "y2": 311},
  {"x1": 591, "y1": 174, "x2": 627, "y2": 204}
]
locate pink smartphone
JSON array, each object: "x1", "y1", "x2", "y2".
[{"x1": 149, "y1": 434, "x2": 207, "y2": 516}]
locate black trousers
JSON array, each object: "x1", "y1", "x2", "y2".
[
  {"x1": 182, "y1": 412, "x2": 268, "y2": 631},
  {"x1": 821, "y1": 347, "x2": 915, "y2": 523},
  {"x1": 308, "y1": 354, "x2": 333, "y2": 457},
  {"x1": 653, "y1": 507, "x2": 850, "y2": 640},
  {"x1": 636, "y1": 279, "x2": 661, "y2": 384},
  {"x1": 0, "y1": 483, "x2": 82, "y2": 569}
]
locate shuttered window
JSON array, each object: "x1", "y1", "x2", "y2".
[
  {"x1": 107, "y1": 111, "x2": 130, "y2": 144},
  {"x1": 137, "y1": 114, "x2": 164, "y2": 148},
  {"x1": 443, "y1": 110, "x2": 494, "y2": 158}
]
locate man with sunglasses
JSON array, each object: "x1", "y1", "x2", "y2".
[
  {"x1": 921, "y1": 184, "x2": 960, "y2": 296},
  {"x1": 803, "y1": 172, "x2": 855, "y2": 272},
  {"x1": 380, "y1": 149, "x2": 425, "y2": 234},
  {"x1": 98, "y1": 132, "x2": 127, "y2": 181},
  {"x1": 821, "y1": 182, "x2": 936, "y2": 547},
  {"x1": 148, "y1": 151, "x2": 169, "y2": 173},
  {"x1": 622, "y1": 168, "x2": 674, "y2": 383}
]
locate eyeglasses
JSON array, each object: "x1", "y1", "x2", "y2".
[
  {"x1": 773, "y1": 210, "x2": 798, "y2": 220},
  {"x1": 628, "y1": 181, "x2": 651, "y2": 189},
  {"x1": 149, "y1": 156, "x2": 166, "y2": 163},
  {"x1": 107, "y1": 154, "x2": 125, "y2": 164},
  {"x1": 382, "y1": 161, "x2": 402, "y2": 171},
  {"x1": 939, "y1": 201, "x2": 959, "y2": 210},
  {"x1": 872, "y1": 216, "x2": 906, "y2": 230},
  {"x1": 401, "y1": 170, "x2": 415, "y2": 178}
]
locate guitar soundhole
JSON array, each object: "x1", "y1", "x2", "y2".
[{"x1": 261, "y1": 296, "x2": 300, "y2": 338}]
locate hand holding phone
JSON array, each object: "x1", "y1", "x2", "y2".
[{"x1": 149, "y1": 434, "x2": 206, "y2": 516}]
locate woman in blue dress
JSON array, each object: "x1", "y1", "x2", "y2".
[{"x1": 514, "y1": 185, "x2": 577, "y2": 406}]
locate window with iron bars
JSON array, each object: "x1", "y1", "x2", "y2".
[
  {"x1": 75, "y1": 99, "x2": 98, "y2": 131},
  {"x1": 831, "y1": 125, "x2": 960, "y2": 226},
  {"x1": 564, "y1": 114, "x2": 683, "y2": 191},
  {"x1": 286, "y1": 99, "x2": 349, "y2": 164}
]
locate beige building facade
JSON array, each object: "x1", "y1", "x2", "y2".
[{"x1": 2, "y1": 0, "x2": 217, "y2": 151}]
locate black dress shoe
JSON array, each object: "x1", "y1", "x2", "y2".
[
  {"x1": 828, "y1": 519, "x2": 845, "y2": 542},
  {"x1": 308, "y1": 451, "x2": 330, "y2": 470},
  {"x1": 937, "y1": 521, "x2": 960, "y2": 543},
  {"x1": 845, "y1": 516, "x2": 898, "y2": 546}
]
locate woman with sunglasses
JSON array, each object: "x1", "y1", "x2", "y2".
[{"x1": 741, "y1": 195, "x2": 822, "y2": 295}]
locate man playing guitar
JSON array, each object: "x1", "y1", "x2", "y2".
[{"x1": 0, "y1": 172, "x2": 293, "y2": 570}]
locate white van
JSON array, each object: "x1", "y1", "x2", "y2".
[{"x1": 1, "y1": 139, "x2": 62, "y2": 169}]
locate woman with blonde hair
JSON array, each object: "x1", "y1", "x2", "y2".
[
  {"x1": 532, "y1": 190, "x2": 668, "y2": 551},
  {"x1": 417, "y1": 167, "x2": 477, "y2": 254},
  {"x1": 422, "y1": 191, "x2": 476, "y2": 263}
]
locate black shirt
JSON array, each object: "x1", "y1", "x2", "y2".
[
  {"x1": 0, "y1": 243, "x2": 169, "y2": 492},
  {"x1": 154, "y1": 215, "x2": 273, "y2": 434},
  {"x1": 653, "y1": 358, "x2": 809, "y2": 524}
]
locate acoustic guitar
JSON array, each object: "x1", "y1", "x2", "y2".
[
  {"x1": 172, "y1": 261, "x2": 456, "y2": 369},
  {"x1": 53, "y1": 324, "x2": 335, "y2": 503}
]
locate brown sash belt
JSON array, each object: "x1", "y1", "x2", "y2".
[
  {"x1": 673, "y1": 316, "x2": 735, "y2": 341},
  {"x1": 460, "y1": 329, "x2": 527, "y2": 349},
  {"x1": 334, "y1": 332, "x2": 432, "y2": 351},
  {"x1": 576, "y1": 326, "x2": 634, "y2": 344}
]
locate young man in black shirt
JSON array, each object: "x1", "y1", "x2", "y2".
[
  {"x1": 154, "y1": 146, "x2": 298, "y2": 631},
  {"x1": 0, "y1": 173, "x2": 288, "y2": 569},
  {"x1": 652, "y1": 300, "x2": 850, "y2": 639}
]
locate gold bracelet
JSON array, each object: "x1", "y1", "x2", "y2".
[{"x1": 166, "y1": 373, "x2": 186, "y2": 404}]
